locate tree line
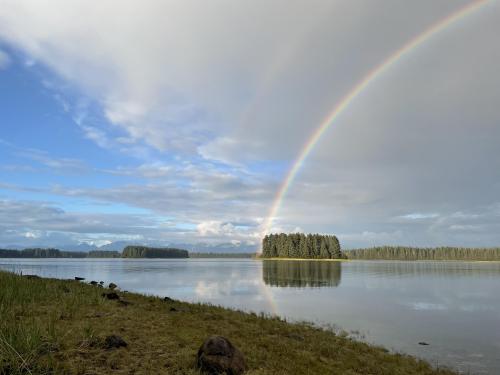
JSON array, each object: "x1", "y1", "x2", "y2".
[
  {"x1": 346, "y1": 246, "x2": 500, "y2": 261},
  {"x1": 0, "y1": 247, "x2": 188, "y2": 259},
  {"x1": 0, "y1": 248, "x2": 87, "y2": 258},
  {"x1": 122, "y1": 246, "x2": 189, "y2": 258},
  {"x1": 261, "y1": 233, "x2": 343, "y2": 259},
  {"x1": 87, "y1": 250, "x2": 121, "y2": 258},
  {"x1": 189, "y1": 252, "x2": 254, "y2": 258}
]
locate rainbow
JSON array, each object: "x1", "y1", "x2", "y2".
[{"x1": 259, "y1": 0, "x2": 487, "y2": 249}]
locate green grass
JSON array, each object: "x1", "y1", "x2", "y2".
[{"x1": 0, "y1": 271, "x2": 457, "y2": 374}]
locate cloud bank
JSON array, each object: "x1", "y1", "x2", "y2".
[{"x1": 0, "y1": 1, "x2": 499, "y2": 248}]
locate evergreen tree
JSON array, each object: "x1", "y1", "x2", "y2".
[{"x1": 262, "y1": 233, "x2": 343, "y2": 259}]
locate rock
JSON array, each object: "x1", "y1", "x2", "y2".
[
  {"x1": 197, "y1": 336, "x2": 246, "y2": 375},
  {"x1": 99, "y1": 281, "x2": 104, "y2": 285},
  {"x1": 169, "y1": 307, "x2": 178, "y2": 312},
  {"x1": 75, "y1": 277, "x2": 85, "y2": 281},
  {"x1": 102, "y1": 292, "x2": 120, "y2": 300},
  {"x1": 109, "y1": 282, "x2": 118, "y2": 290},
  {"x1": 90, "y1": 281, "x2": 98, "y2": 286},
  {"x1": 104, "y1": 335, "x2": 127, "y2": 350},
  {"x1": 418, "y1": 342, "x2": 430, "y2": 346},
  {"x1": 23, "y1": 274, "x2": 40, "y2": 279},
  {"x1": 163, "y1": 296, "x2": 174, "y2": 302}
]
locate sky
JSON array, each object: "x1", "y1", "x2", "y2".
[{"x1": 0, "y1": 0, "x2": 499, "y2": 249}]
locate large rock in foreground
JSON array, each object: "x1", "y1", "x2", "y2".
[{"x1": 197, "y1": 336, "x2": 246, "y2": 375}]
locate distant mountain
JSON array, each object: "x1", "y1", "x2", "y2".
[
  {"x1": 98, "y1": 240, "x2": 256, "y2": 253},
  {"x1": 177, "y1": 242, "x2": 256, "y2": 253},
  {"x1": 3, "y1": 244, "x2": 24, "y2": 250},
  {"x1": 59, "y1": 243, "x2": 98, "y2": 252},
  {"x1": 98, "y1": 241, "x2": 134, "y2": 251}
]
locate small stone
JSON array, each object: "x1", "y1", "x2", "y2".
[
  {"x1": 90, "y1": 281, "x2": 98, "y2": 285},
  {"x1": 104, "y1": 335, "x2": 127, "y2": 349},
  {"x1": 109, "y1": 282, "x2": 118, "y2": 290},
  {"x1": 169, "y1": 307, "x2": 178, "y2": 312},
  {"x1": 163, "y1": 296, "x2": 174, "y2": 302},
  {"x1": 102, "y1": 292, "x2": 120, "y2": 300},
  {"x1": 23, "y1": 274, "x2": 40, "y2": 279},
  {"x1": 197, "y1": 336, "x2": 246, "y2": 375}
]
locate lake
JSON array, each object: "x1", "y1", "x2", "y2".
[{"x1": 1, "y1": 258, "x2": 499, "y2": 374}]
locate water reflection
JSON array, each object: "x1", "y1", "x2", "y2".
[
  {"x1": 262, "y1": 260, "x2": 342, "y2": 287},
  {"x1": 345, "y1": 260, "x2": 500, "y2": 278},
  {"x1": 2, "y1": 258, "x2": 500, "y2": 374}
]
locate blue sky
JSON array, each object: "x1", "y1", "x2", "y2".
[{"x1": 1, "y1": 1, "x2": 500, "y2": 249}]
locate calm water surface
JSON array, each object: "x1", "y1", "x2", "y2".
[{"x1": 1, "y1": 259, "x2": 499, "y2": 374}]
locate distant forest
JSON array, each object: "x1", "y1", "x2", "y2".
[
  {"x1": 262, "y1": 233, "x2": 343, "y2": 259},
  {"x1": 87, "y1": 250, "x2": 121, "y2": 258},
  {"x1": 189, "y1": 252, "x2": 254, "y2": 258},
  {"x1": 346, "y1": 246, "x2": 500, "y2": 261},
  {"x1": 0, "y1": 248, "x2": 88, "y2": 258},
  {"x1": 122, "y1": 246, "x2": 189, "y2": 258},
  {"x1": 0, "y1": 247, "x2": 188, "y2": 259}
]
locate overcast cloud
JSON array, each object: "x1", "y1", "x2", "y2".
[{"x1": 0, "y1": 0, "x2": 499, "y2": 249}]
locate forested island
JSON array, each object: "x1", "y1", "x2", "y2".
[
  {"x1": 347, "y1": 246, "x2": 500, "y2": 261},
  {"x1": 260, "y1": 234, "x2": 500, "y2": 261},
  {"x1": 261, "y1": 233, "x2": 343, "y2": 259}
]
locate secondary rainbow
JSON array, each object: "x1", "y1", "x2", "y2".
[{"x1": 259, "y1": 0, "x2": 487, "y2": 249}]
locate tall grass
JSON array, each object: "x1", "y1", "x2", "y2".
[{"x1": 0, "y1": 271, "x2": 103, "y2": 374}]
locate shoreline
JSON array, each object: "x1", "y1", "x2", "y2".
[{"x1": 0, "y1": 270, "x2": 456, "y2": 374}]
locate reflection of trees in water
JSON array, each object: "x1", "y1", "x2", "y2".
[
  {"x1": 346, "y1": 261, "x2": 500, "y2": 278},
  {"x1": 263, "y1": 260, "x2": 342, "y2": 288}
]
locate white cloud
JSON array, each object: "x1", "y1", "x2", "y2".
[
  {"x1": 24, "y1": 230, "x2": 41, "y2": 238},
  {"x1": 400, "y1": 213, "x2": 440, "y2": 220},
  {"x1": 197, "y1": 221, "x2": 236, "y2": 237}
]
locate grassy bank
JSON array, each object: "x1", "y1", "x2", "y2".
[{"x1": 0, "y1": 271, "x2": 456, "y2": 375}]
